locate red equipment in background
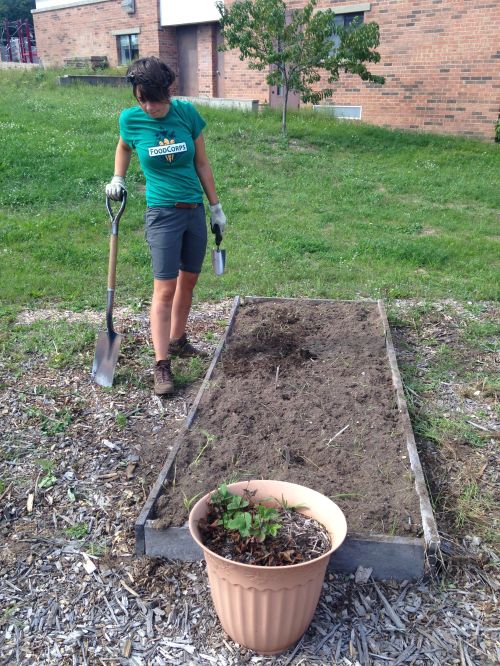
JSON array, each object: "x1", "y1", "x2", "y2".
[{"x1": 1, "y1": 19, "x2": 38, "y2": 63}]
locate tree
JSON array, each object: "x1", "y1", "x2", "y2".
[
  {"x1": 0, "y1": 0, "x2": 36, "y2": 27},
  {"x1": 217, "y1": 0, "x2": 385, "y2": 134}
]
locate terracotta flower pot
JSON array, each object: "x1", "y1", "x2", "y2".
[{"x1": 189, "y1": 479, "x2": 347, "y2": 655}]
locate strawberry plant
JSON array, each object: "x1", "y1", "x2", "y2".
[
  {"x1": 210, "y1": 483, "x2": 282, "y2": 542},
  {"x1": 197, "y1": 483, "x2": 330, "y2": 566}
]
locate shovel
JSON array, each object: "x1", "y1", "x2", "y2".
[
  {"x1": 91, "y1": 193, "x2": 127, "y2": 387},
  {"x1": 211, "y1": 222, "x2": 226, "y2": 276}
]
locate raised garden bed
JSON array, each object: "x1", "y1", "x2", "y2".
[{"x1": 136, "y1": 297, "x2": 439, "y2": 580}]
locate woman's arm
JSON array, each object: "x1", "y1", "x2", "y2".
[
  {"x1": 194, "y1": 133, "x2": 219, "y2": 206},
  {"x1": 106, "y1": 138, "x2": 133, "y2": 200},
  {"x1": 114, "y1": 137, "x2": 133, "y2": 177}
]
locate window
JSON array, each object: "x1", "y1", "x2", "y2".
[
  {"x1": 118, "y1": 34, "x2": 139, "y2": 64},
  {"x1": 313, "y1": 104, "x2": 362, "y2": 120},
  {"x1": 330, "y1": 11, "x2": 365, "y2": 52},
  {"x1": 338, "y1": 11, "x2": 365, "y2": 28}
]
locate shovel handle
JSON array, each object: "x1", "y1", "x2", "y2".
[
  {"x1": 107, "y1": 238, "x2": 118, "y2": 290},
  {"x1": 105, "y1": 194, "x2": 127, "y2": 290},
  {"x1": 106, "y1": 192, "x2": 127, "y2": 234}
]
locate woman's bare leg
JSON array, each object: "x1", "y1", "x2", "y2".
[
  {"x1": 170, "y1": 270, "x2": 199, "y2": 340},
  {"x1": 150, "y1": 278, "x2": 177, "y2": 361}
]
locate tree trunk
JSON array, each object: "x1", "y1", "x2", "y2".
[{"x1": 282, "y1": 88, "x2": 288, "y2": 135}]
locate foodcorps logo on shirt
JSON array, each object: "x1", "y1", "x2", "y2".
[{"x1": 148, "y1": 139, "x2": 187, "y2": 162}]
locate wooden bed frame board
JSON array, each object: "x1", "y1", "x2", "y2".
[{"x1": 135, "y1": 297, "x2": 440, "y2": 581}]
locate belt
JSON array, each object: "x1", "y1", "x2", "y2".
[{"x1": 174, "y1": 202, "x2": 200, "y2": 209}]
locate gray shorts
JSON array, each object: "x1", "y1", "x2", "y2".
[{"x1": 144, "y1": 205, "x2": 207, "y2": 280}]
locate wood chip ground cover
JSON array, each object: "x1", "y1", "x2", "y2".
[{"x1": 0, "y1": 299, "x2": 498, "y2": 665}]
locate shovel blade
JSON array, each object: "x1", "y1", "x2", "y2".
[
  {"x1": 91, "y1": 330, "x2": 121, "y2": 387},
  {"x1": 211, "y1": 248, "x2": 226, "y2": 276}
]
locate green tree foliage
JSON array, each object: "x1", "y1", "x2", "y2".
[
  {"x1": 217, "y1": 0, "x2": 385, "y2": 134},
  {"x1": 0, "y1": 0, "x2": 36, "y2": 26}
]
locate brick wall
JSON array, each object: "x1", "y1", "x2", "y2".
[
  {"x1": 33, "y1": 0, "x2": 167, "y2": 68},
  {"x1": 220, "y1": 0, "x2": 500, "y2": 140},
  {"x1": 325, "y1": 0, "x2": 500, "y2": 140},
  {"x1": 33, "y1": 0, "x2": 499, "y2": 139},
  {"x1": 222, "y1": 47, "x2": 269, "y2": 101},
  {"x1": 197, "y1": 24, "x2": 217, "y2": 96},
  {"x1": 158, "y1": 25, "x2": 178, "y2": 94}
]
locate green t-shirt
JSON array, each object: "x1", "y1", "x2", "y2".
[{"x1": 119, "y1": 100, "x2": 206, "y2": 207}]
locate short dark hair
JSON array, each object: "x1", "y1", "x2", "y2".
[{"x1": 126, "y1": 57, "x2": 176, "y2": 102}]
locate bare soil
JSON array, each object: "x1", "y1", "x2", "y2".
[{"x1": 152, "y1": 300, "x2": 422, "y2": 536}]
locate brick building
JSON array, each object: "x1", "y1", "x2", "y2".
[{"x1": 33, "y1": 0, "x2": 499, "y2": 140}]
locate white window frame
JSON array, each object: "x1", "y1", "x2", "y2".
[
  {"x1": 328, "y1": 4, "x2": 370, "y2": 52},
  {"x1": 117, "y1": 33, "x2": 139, "y2": 65},
  {"x1": 313, "y1": 105, "x2": 363, "y2": 120},
  {"x1": 329, "y1": 3, "x2": 371, "y2": 14}
]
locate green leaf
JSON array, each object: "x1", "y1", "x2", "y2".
[
  {"x1": 39, "y1": 474, "x2": 56, "y2": 489},
  {"x1": 226, "y1": 511, "x2": 252, "y2": 536},
  {"x1": 227, "y1": 495, "x2": 249, "y2": 511}
]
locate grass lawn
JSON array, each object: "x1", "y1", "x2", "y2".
[{"x1": 0, "y1": 68, "x2": 498, "y2": 312}]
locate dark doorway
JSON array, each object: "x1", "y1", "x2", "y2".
[
  {"x1": 177, "y1": 25, "x2": 199, "y2": 96},
  {"x1": 269, "y1": 79, "x2": 300, "y2": 109}
]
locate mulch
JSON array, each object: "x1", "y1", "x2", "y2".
[{"x1": 0, "y1": 298, "x2": 498, "y2": 665}]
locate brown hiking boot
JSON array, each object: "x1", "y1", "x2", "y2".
[
  {"x1": 154, "y1": 359, "x2": 174, "y2": 396},
  {"x1": 169, "y1": 333, "x2": 208, "y2": 358}
]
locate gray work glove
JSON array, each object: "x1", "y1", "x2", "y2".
[
  {"x1": 209, "y1": 203, "x2": 227, "y2": 238},
  {"x1": 105, "y1": 176, "x2": 126, "y2": 201}
]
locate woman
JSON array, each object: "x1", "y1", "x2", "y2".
[{"x1": 106, "y1": 57, "x2": 226, "y2": 396}]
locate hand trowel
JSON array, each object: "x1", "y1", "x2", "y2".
[{"x1": 211, "y1": 222, "x2": 226, "y2": 276}]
